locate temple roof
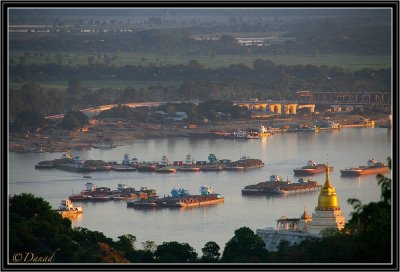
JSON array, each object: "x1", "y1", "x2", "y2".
[{"x1": 317, "y1": 164, "x2": 339, "y2": 209}]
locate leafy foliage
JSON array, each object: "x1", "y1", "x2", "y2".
[
  {"x1": 221, "y1": 226, "x2": 268, "y2": 262},
  {"x1": 154, "y1": 241, "x2": 198, "y2": 263},
  {"x1": 201, "y1": 241, "x2": 221, "y2": 262},
  {"x1": 61, "y1": 110, "x2": 89, "y2": 130}
]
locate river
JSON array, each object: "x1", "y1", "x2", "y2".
[{"x1": 8, "y1": 128, "x2": 392, "y2": 254}]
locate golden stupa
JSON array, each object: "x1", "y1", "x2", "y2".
[{"x1": 316, "y1": 164, "x2": 339, "y2": 210}]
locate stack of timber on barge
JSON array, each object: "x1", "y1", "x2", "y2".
[
  {"x1": 224, "y1": 155, "x2": 265, "y2": 171},
  {"x1": 69, "y1": 183, "x2": 157, "y2": 202},
  {"x1": 242, "y1": 175, "x2": 321, "y2": 195},
  {"x1": 35, "y1": 154, "x2": 112, "y2": 172},
  {"x1": 127, "y1": 185, "x2": 224, "y2": 208}
]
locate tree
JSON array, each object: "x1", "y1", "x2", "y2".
[
  {"x1": 13, "y1": 110, "x2": 45, "y2": 131},
  {"x1": 9, "y1": 193, "x2": 75, "y2": 262},
  {"x1": 201, "y1": 241, "x2": 221, "y2": 262},
  {"x1": 154, "y1": 241, "x2": 198, "y2": 263},
  {"x1": 221, "y1": 227, "x2": 268, "y2": 262},
  {"x1": 61, "y1": 110, "x2": 89, "y2": 130}
]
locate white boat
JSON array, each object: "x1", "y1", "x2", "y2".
[{"x1": 57, "y1": 199, "x2": 83, "y2": 216}]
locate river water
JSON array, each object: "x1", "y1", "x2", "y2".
[{"x1": 8, "y1": 128, "x2": 392, "y2": 254}]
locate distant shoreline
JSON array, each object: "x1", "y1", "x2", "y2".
[{"x1": 8, "y1": 115, "x2": 390, "y2": 154}]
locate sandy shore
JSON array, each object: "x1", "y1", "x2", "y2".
[{"x1": 8, "y1": 114, "x2": 390, "y2": 153}]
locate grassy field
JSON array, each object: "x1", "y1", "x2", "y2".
[
  {"x1": 9, "y1": 80, "x2": 182, "y2": 90},
  {"x1": 9, "y1": 50, "x2": 391, "y2": 71},
  {"x1": 9, "y1": 50, "x2": 391, "y2": 91}
]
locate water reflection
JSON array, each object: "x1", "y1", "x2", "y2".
[
  {"x1": 8, "y1": 128, "x2": 391, "y2": 253},
  {"x1": 62, "y1": 213, "x2": 83, "y2": 223}
]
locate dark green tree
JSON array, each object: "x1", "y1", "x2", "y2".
[
  {"x1": 154, "y1": 241, "x2": 198, "y2": 263},
  {"x1": 13, "y1": 110, "x2": 45, "y2": 131},
  {"x1": 61, "y1": 110, "x2": 89, "y2": 130},
  {"x1": 201, "y1": 241, "x2": 221, "y2": 262},
  {"x1": 221, "y1": 226, "x2": 268, "y2": 262}
]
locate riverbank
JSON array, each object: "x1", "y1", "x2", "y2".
[{"x1": 8, "y1": 114, "x2": 390, "y2": 153}]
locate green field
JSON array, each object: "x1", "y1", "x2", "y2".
[
  {"x1": 9, "y1": 50, "x2": 391, "y2": 71},
  {"x1": 9, "y1": 80, "x2": 182, "y2": 90}
]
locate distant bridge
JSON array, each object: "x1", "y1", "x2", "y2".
[
  {"x1": 296, "y1": 91, "x2": 391, "y2": 105},
  {"x1": 233, "y1": 100, "x2": 315, "y2": 114}
]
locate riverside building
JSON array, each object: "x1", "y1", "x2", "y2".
[{"x1": 256, "y1": 165, "x2": 346, "y2": 251}]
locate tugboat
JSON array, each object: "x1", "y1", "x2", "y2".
[
  {"x1": 156, "y1": 155, "x2": 177, "y2": 173},
  {"x1": 202, "y1": 154, "x2": 223, "y2": 171},
  {"x1": 340, "y1": 159, "x2": 390, "y2": 176},
  {"x1": 293, "y1": 160, "x2": 333, "y2": 176},
  {"x1": 57, "y1": 199, "x2": 83, "y2": 216},
  {"x1": 178, "y1": 154, "x2": 201, "y2": 172},
  {"x1": 111, "y1": 154, "x2": 137, "y2": 171}
]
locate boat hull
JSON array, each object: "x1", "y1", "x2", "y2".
[
  {"x1": 294, "y1": 166, "x2": 333, "y2": 176},
  {"x1": 340, "y1": 166, "x2": 390, "y2": 176},
  {"x1": 177, "y1": 167, "x2": 201, "y2": 172},
  {"x1": 155, "y1": 168, "x2": 177, "y2": 173}
]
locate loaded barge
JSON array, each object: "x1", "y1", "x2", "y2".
[
  {"x1": 242, "y1": 175, "x2": 321, "y2": 196},
  {"x1": 293, "y1": 160, "x2": 333, "y2": 176},
  {"x1": 340, "y1": 159, "x2": 390, "y2": 176},
  {"x1": 69, "y1": 183, "x2": 157, "y2": 202},
  {"x1": 127, "y1": 186, "x2": 224, "y2": 208}
]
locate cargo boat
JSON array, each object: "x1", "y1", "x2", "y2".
[
  {"x1": 201, "y1": 166, "x2": 223, "y2": 172},
  {"x1": 340, "y1": 159, "x2": 390, "y2": 176},
  {"x1": 241, "y1": 175, "x2": 321, "y2": 196},
  {"x1": 224, "y1": 166, "x2": 246, "y2": 171},
  {"x1": 155, "y1": 167, "x2": 177, "y2": 173},
  {"x1": 293, "y1": 160, "x2": 333, "y2": 176},
  {"x1": 69, "y1": 183, "x2": 157, "y2": 202},
  {"x1": 224, "y1": 155, "x2": 264, "y2": 170},
  {"x1": 178, "y1": 154, "x2": 201, "y2": 172},
  {"x1": 35, "y1": 161, "x2": 55, "y2": 169},
  {"x1": 57, "y1": 199, "x2": 83, "y2": 216},
  {"x1": 137, "y1": 163, "x2": 158, "y2": 172},
  {"x1": 127, "y1": 199, "x2": 158, "y2": 208},
  {"x1": 128, "y1": 186, "x2": 224, "y2": 208},
  {"x1": 165, "y1": 185, "x2": 224, "y2": 208},
  {"x1": 111, "y1": 164, "x2": 137, "y2": 171},
  {"x1": 178, "y1": 166, "x2": 201, "y2": 172}
]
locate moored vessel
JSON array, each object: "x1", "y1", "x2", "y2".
[
  {"x1": 57, "y1": 199, "x2": 83, "y2": 216},
  {"x1": 69, "y1": 183, "x2": 157, "y2": 202},
  {"x1": 241, "y1": 175, "x2": 321, "y2": 196},
  {"x1": 340, "y1": 159, "x2": 390, "y2": 176},
  {"x1": 35, "y1": 161, "x2": 55, "y2": 169},
  {"x1": 137, "y1": 162, "x2": 158, "y2": 172},
  {"x1": 155, "y1": 167, "x2": 177, "y2": 173},
  {"x1": 178, "y1": 154, "x2": 201, "y2": 172},
  {"x1": 127, "y1": 186, "x2": 224, "y2": 209},
  {"x1": 293, "y1": 160, "x2": 333, "y2": 176}
]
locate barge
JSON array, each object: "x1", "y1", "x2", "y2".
[
  {"x1": 293, "y1": 160, "x2": 333, "y2": 176},
  {"x1": 242, "y1": 175, "x2": 321, "y2": 196},
  {"x1": 70, "y1": 183, "x2": 157, "y2": 202},
  {"x1": 340, "y1": 159, "x2": 390, "y2": 176},
  {"x1": 127, "y1": 186, "x2": 224, "y2": 209}
]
